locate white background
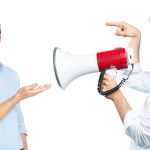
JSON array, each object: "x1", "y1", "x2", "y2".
[{"x1": 0, "y1": 0, "x2": 150, "y2": 149}]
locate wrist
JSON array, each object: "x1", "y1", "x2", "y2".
[
  {"x1": 110, "y1": 90, "x2": 122, "y2": 101},
  {"x1": 134, "y1": 30, "x2": 141, "y2": 39},
  {"x1": 13, "y1": 94, "x2": 22, "y2": 103}
]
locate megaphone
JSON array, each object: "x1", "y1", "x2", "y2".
[{"x1": 53, "y1": 47, "x2": 134, "y2": 95}]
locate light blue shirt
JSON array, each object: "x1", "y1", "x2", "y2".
[{"x1": 0, "y1": 64, "x2": 27, "y2": 150}]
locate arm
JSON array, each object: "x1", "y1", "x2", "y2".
[
  {"x1": 109, "y1": 91, "x2": 131, "y2": 122},
  {"x1": 101, "y1": 74, "x2": 150, "y2": 148},
  {"x1": 128, "y1": 35, "x2": 141, "y2": 64},
  {"x1": 101, "y1": 74, "x2": 131, "y2": 122},
  {"x1": 0, "y1": 83, "x2": 51, "y2": 120},
  {"x1": 21, "y1": 133, "x2": 28, "y2": 150}
]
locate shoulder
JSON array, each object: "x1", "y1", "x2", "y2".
[
  {"x1": 4, "y1": 66, "x2": 18, "y2": 75},
  {"x1": 0, "y1": 65, "x2": 20, "y2": 91},
  {"x1": 0, "y1": 65, "x2": 19, "y2": 79}
]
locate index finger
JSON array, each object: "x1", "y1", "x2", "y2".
[{"x1": 105, "y1": 22, "x2": 123, "y2": 28}]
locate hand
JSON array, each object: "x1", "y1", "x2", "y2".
[
  {"x1": 15, "y1": 83, "x2": 51, "y2": 102},
  {"x1": 106, "y1": 21, "x2": 141, "y2": 38},
  {"x1": 106, "y1": 21, "x2": 141, "y2": 63},
  {"x1": 101, "y1": 74, "x2": 118, "y2": 100}
]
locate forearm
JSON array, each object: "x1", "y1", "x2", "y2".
[
  {"x1": 0, "y1": 95, "x2": 20, "y2": 120},
  {"x1": 21, "y1": 133, "x2": 28, "y2": 150},
  {"x1": 111, "y1": 90, "x2": 132, "y2": 122},
  {"x1": 128, "y1": 32, "x2": 141, "y2": 64}
]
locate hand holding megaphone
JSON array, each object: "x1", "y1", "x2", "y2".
[
  {"x1": 97, "y1": 47, "x2": 134, "y2": 95},
  {"x1": 100, "y1": 73, "x2": 119, "y2": 99}
]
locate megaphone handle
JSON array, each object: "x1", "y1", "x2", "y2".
[{"x1": 97, "y1": 70, "x2": 120, "y2": 96}]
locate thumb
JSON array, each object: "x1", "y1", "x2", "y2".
[{"x1": 115, "y1": 29, "x2": 126, "y2": 37}]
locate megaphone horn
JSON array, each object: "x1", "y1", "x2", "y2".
[{"x1": 53, "y1": 47, "x2": 99, "y2": 89}]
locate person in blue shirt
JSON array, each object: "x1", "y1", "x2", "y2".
[{"x1": 0, "y1": 25, "x2": 51, "y2": 150}]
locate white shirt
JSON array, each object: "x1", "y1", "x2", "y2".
[{"x1": 122, "y1": 63, "x2": 150, "y2": 150}]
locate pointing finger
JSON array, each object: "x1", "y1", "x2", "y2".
[{"x1": 105, "y1": 22, "x2": 123, "y2": 27}]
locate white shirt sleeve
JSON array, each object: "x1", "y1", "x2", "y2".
[
  {"x1": 124, "y1": 94, "x2": 150, "y2": 148},
  {"x1": 122, "y1": 63, "x2": 150, "y2": 148},
  {"x1": 122, "y1": 63, "x2": 150, "y2": 93}
]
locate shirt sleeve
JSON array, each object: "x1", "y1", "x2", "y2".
[
  {"x1": 124, "y1": 95, "x2": 150, "y2": 148},
  {"x1": 15, "y1": 103, "x2": 27, "y2": 135},
  {"x1": 122, "y1": 63, "x2": 150, "y2": 93}
]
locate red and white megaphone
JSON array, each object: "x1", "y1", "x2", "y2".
[{"x1": 53, "y1": 47, "x2": 134, "y2": 95}]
